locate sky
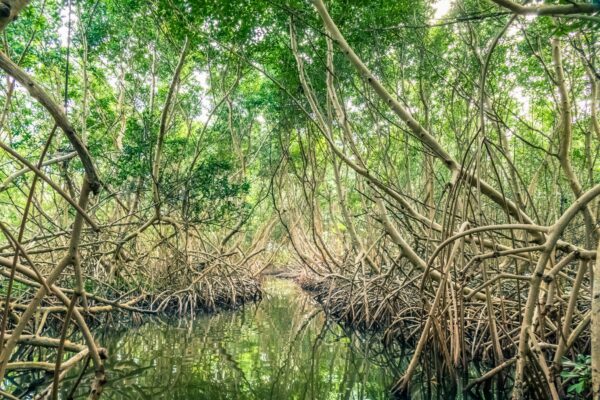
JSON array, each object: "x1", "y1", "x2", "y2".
[{"x1": 432, "y1": 0, "x2": 454, "y2": 20}]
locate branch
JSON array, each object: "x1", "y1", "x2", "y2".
[
  {"x1": 0, "y1": 51, "x2": 100, "y2": 193},
  {"x1": 152, "y1": 37, "x2": 189, "y2": 215},
  {"x1": 0, "y1": 0, "x2": 30, "y2": 32},
  {"x1": 311, "y1": 0, "x2": 537, "y2": 228},
  {"x1": 490, "y1": 0, "x2": 600, "y2": 16},
  {"x1": 0, "y1": 151, "x2": 77, "y2": 191}
]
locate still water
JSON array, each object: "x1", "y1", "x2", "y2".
[{"x1": 57, "y1": 278, "x2": 394, "y2": 399}]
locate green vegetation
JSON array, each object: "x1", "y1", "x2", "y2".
[
  {"x1": 0, "y1": 0, "x2": 598, "y2": 399},
  {"x1": 561, "y1": 355, "x2": 592, "y2": 398}
]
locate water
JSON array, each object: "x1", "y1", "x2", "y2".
[{"x1": 43, "y1": 278, "x2": 394, "y2": 399}]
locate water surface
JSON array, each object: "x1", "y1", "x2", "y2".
[{"x1": 59, "y1": 278, "x2": 394, "y2": 399}]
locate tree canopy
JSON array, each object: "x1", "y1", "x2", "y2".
[{"x1": 0, "y1": 0, "x2": 599, "y2": 398}]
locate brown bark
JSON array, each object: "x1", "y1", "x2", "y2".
[{"x1": 0, "y1": 0, "x2": 29, "y2": 32}]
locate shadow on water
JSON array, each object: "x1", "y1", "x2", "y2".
[{"x1": 7, "y1": 278, "x2": 512, "y2": 399}]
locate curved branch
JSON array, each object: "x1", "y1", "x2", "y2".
[
  {"x1": 490, "y1": 0, "x2": 600, "y2": 16},
  {"x1": 0, "y1": 51, "x2": 100, "y2": 193},
  {"x1": 311, "y1": 0, "x2": 537, "y2": 227},
  {"x1": 0, "y1": 0, "x2": 29, "y2": 32}
]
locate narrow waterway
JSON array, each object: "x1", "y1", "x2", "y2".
[{"x1": 52, "y1": 278, "x2": 394, "y2": 399}]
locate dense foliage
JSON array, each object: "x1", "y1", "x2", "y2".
[{"x1": 0, "y1": 0, "x2": 598, "y2": 399}]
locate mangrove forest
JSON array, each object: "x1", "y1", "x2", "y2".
[{"x1": 0, "y1": 0, "x2": 599, "y2": 398}]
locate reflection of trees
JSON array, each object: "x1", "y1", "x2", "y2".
[
  {"x1": 34, "y1": 278, "x2": 394, "y2": 399},
  {"x1": 6, "y1": 279, "x2": 505, "y2": 399}
]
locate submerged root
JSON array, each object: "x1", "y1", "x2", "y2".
[
  {"x1": 296, "y1": 271, "x2": 423, "y2": 339},
  {"x1": 152, "y1": 273, "x2": 263, "y2": 315}
]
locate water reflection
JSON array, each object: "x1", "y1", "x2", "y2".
[{"x1": 58, "y1": 278, "x2": 393, "y2": 399}]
